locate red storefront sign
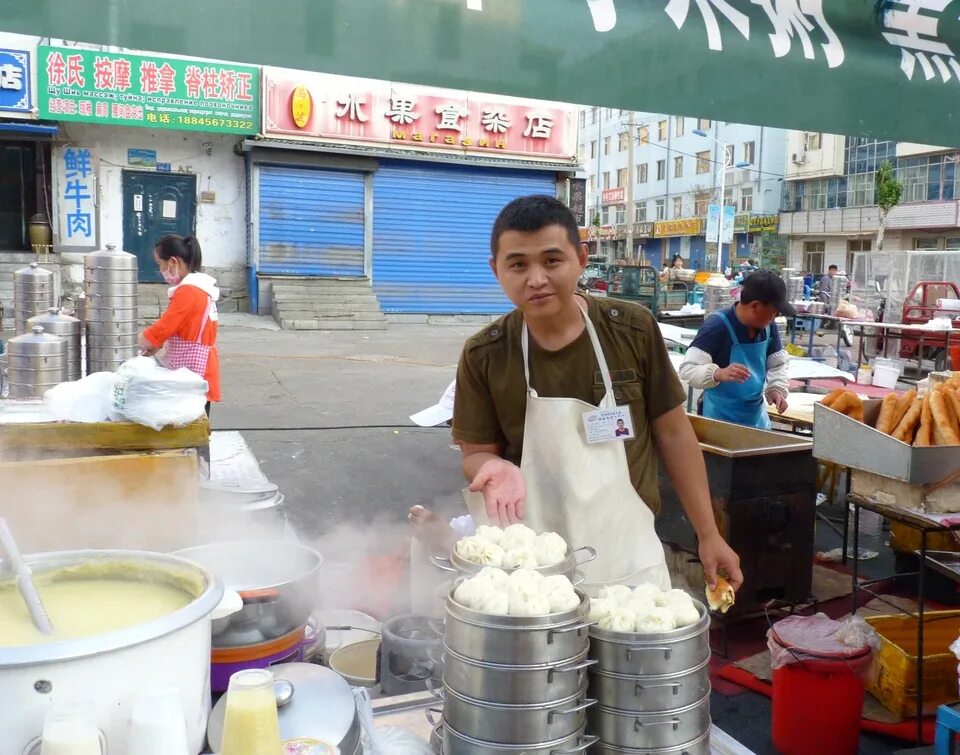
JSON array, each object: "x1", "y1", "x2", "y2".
[
  {"x1": 601, "y1": 187, "x2": 625, "y2": 205},
  {"x1": 262, "y1": 68, "x2": 578, "y2": 161}
]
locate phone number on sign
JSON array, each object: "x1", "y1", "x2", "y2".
[{"x1": 175, "y1": 115, "x2": 254, "y2": 130}]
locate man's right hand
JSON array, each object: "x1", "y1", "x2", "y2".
[
  {"x1": 469, "y1": 458, "x2": 527, "y2": 525},
  {"x1": 714, "y1": 364, "x2": 751, "y2": 384}
]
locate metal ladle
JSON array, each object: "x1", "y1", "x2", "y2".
[{"x1": 0, "y1": 518, "x2": 54, "y2": 635}]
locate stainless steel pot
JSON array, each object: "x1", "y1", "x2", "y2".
[
  {"x1": 442, "y1": 590, "x2": 591, "y2": 665},
  {"x1": 433, "y1": 545, "x2": 597, "y2": 582},
  {"x1": 440, "y1": 684, "x2": 595, "y2": 745},
  {"x1": 588, "y1": 601, "x2": 709, "y2": 676},
  {"x1": 207, "y1": 662, "x2": 361, "y2": 754},
  {"x1": 586, "y1": 728, "x2": 711, "y2": 755},
  {"x1": 442, "y1": 644, "x2": 596, "y2": 705},
  {"x1": 175, "y1": 540, "x2": 322, "y2": 649},
  {"x1": 588, "y1": 659, "x2": 710, "y2": 712},
  {"x1": 430, "y1": 718, "x2": 599, "y2": 755},
  {"x1": 588, "y1": 694, "x2": 711, "y2": 751}
]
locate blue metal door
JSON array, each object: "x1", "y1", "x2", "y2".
[
  {"x1": 122, "y1": 171, "x2": 196, "y2": 282},
  {"x1": 257, "y1": 165, "x2": 365, "y2": 276},
  {"x1": 689, "y1": 237, "x2": 707, "y2": 270},
  {"x1": 372, "y1": 161, "x2": 555, "y2": 314}
]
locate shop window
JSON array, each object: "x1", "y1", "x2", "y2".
[{"x1": 0, "y1": 142, "x2": 46, "y2": 251}]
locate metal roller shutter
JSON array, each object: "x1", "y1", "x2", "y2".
[
  {"x1": 372, "y1": 161, "x2": 556, "y2": 314},
  {"x1": 258, "y1": 165, "x2": 365, "y2": 276}
]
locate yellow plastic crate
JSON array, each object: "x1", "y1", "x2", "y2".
[{"x1": 865, "y1": 611, "x2": 960, "y2": 717}]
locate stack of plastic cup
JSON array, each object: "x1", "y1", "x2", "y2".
[
  {"x1": 128, "y1": 687, "x2": 190, "y2": 755},
  {"x1": 220, "y1": 668, "x2": 283, "y2": 755},
  {"x1": 40, "y1": 704, "x2": 105, "y2": 755}
]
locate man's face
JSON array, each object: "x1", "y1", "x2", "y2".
[
  {"x1": 740, "y1": 301, "x2": 779, "y2": 329},
  {"x1": 617, "y1": 420, "x2": 625, "y2": 428},
  {"x1": 491, "y1": 225, "x2": 587, "y2": 321}
]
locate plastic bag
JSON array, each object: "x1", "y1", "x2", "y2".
[
  {"x1": 768, "y1": 613, "x2": 880, "y2": 677},
  {"x1": 112, "y1": 356, "x2": 208, "y2": 431},
  {"x1": 45, "y1": 372, "x2": 119, "y2": 423},
  {"x1": 353, "y1": 687, "x2": 433, "y2": 755}
]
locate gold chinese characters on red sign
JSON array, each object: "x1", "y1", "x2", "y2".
[{"x1": 263, "y1": 68, "x2": 578, "y2": 161}]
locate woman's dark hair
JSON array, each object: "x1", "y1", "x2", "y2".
[
  {"x1": 671, "y1": 254, "x2": 683, "y2": 264},
  {"x1": 155, "y1": 234, "x2": 202, "y2": 273}
]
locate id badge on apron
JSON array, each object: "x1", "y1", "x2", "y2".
[{"x1": 582, "y1": 405, "x2": 635, "y2": 444}]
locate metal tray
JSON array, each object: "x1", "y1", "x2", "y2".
[
  {"x1": 688, "y1": 414, "x2": 812, "y2": 458},
  {"x1": 813, "y1": 401, "x2": 960, "y2": 485}
]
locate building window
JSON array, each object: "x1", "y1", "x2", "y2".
[
  {"x1": 846, "y1": 239, "x2": 871, "y2": 273},
  {"x1": 656, "y1": 160, "x2": 666, "y2": 181},
  {"x1": 672, "y1": 196, "x2": 683, "y2": 218},
  {"x1": 805, "y1": 132, "x2": 822, "y2": 150},
  {"x1": 637, "y1": 164, "x2": 648, "y2": 183},
  {"x1": 603, "y1": 136, "x2": 611, "y2": 155},
  {"x1": 658, "y1": 120, "x2": 668, "y2": 141},
  {"x1": 947, "y1": 237, "x2": 960, "y2": 250},
  {"x1": 674, "y1": 156, "x2": 683, "y2": 178},
  {"x1": 0, "y1": 142, "x2": 48, "y2": 251},
  {"x1": 589, "y1": 141, "x2": 596, "y2": 159},
  {"x1": 619, "y1": 131, "x2": 630, "y2": 151},
  {"x1": 742, "y1": 141, "x2": 755, "y2": 164},
  {"x1": 615, "y1": 204, "x2": 626, "y2": 224},
  {"x1": 696, "y1": 151, "x2": 711, "y2": 174},
  {"x1": 697, "y1": 118, "x2": 712, "y2": 130},
  {"x1": 803, "y1": 241, "x2": 825, "y2": 275},
  {"x1": 723, "y1": 144, "x2": 734, "y2": 168},
  {"x1": 589, "y1": 175, "x2": 596, "y2": 192},
  {"x1": 914, "y1": 237, "x2": 940, "y2": 250},
  {"x1": 675, "y1": 117, "x2": 685, "y2": 137},
  {"x1": 847, "y1": 173, "x2": 875, "y2": 207},
  {"x1": 655, "y1": 199, "x2": 666, "y2": 220},
  {"x1": 635, "y1": 203, "x2": 647, "y2": 222},
  {"x1": 739, "y1": 186, "x2": 753, "y2": 212},
  {"x1": 579, "y1": 110, "x2": 586, "y2": 129},
  {"x1": 617, "y1": 168, "x2": 628, "y2": 188},
  {"x1": 803, "y1": 178, "x2": 827, "y2": 210},
  {"x1": 897, "y1": 153, "x2": 960, "y2": 203},
  {"x1": 604, "y1": 108, "x2": 613, "y2": 120},
  {"x1": 638, "y1": 125, "x2": 649, "y2": 144},
  {"x1": 723, "y1": 187, "x2": 734, "y2": 207},
  {"x1": 603, "y1": 172, "x2": 611, "y2": 189},
  {"x1": 694, "y1": 193, "x2": 710, "y2": 216},
  {"x1": 601, "y1": 206, "x2": 610, "y2": 224}
]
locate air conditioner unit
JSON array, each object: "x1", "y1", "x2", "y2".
[{"x1": 791, "y1": 152, "x2": 806, "y2": 165}]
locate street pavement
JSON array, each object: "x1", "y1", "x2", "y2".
[{"x1": 213, "y1": 316, "x2": 479, "y2": 538}]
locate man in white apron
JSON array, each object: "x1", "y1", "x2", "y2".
[{"x1": 452, "y1": 195, "x2": 742, "y2": 593}]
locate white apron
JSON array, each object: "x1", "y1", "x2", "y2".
[{"x1": 518, "y1": 302, "x2": 671, "y2": 591}]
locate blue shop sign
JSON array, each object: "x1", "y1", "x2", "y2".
[{"x1": 0, "y1": 48, "x2": 31, "y2": 113}]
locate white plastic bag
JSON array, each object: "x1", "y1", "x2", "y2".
[
  {"x1": 112, "y1": 356, "x2": 207, "y2": 431},
  {"x1": 353, "y1": 687, "x2": 433, "y2": 755},
  {"x1": 44, "y1": 372, "x2": 119, "y2": 423}
]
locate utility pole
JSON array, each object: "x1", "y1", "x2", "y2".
[
  {"x1": 625, "y1": 112, "x2": 635, "y2": 262},
  {"x1": 595, "y1": 107, "x2": 602, "y2": 254}
]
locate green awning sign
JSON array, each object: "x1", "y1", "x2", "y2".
[
  {"x1": 37, "y1": 45, "x2": 260, "y2": 134},
  {"x1": 7, "y1": 1, "x2": 960, "y2": 145}
]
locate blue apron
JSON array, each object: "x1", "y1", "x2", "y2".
[{"x1": 702, "y1": 311, "x2": 772, "y2": 430}]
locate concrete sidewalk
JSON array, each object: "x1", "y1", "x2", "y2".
[{"x1": 213, "y1": 320, "x2": 478, "y2": 537}]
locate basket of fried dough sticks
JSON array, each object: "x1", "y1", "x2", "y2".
[{"x1": 821, "y1": 376, "x2": 960, "y2": 447}]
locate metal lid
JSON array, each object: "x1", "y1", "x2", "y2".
[
  {"x1": 27, "y1": 308, "x2": 81, "y2": 330},
  {"x1": 8, "y1": 326, "x2": 68, "y2": 354},
  {"x1": 84, "y1": 245, "x2": 138, "y2": 271},
  {"x1": 207, "y1": 663, "x2": 358, "y2": 750},
  {"x1": 14, "y1": 262, "x2": 54, "y2": 279}
]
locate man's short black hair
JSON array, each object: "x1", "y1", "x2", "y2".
[
  {"x1": 828, "y1": 264, "x2": 839, "y2": 271},
  {"x1": 490, "y1": 195, "x2": 581, "y2": 257}
]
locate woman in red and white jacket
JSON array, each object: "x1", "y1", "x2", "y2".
[{"x1": 137, "y1": 235, "x2": 220, "y2": 414}]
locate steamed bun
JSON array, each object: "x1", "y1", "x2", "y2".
[
  {"x1": 542, "y1": 574, "x2": 579, "y2": 613},
  {"x1": 533, "y1": 532, "x2": 568, "y2": 566},
  {"x1": 500, "y1": 523, "x2": 537, "y2": 551},
  {"x1": 456, "y1": 536, "x2": 505, "y2": 567},
  {"x1": 474, "y1": 566, "x2": 511, "y2": 588},
  {"x1": 509, "y1": 592, "x2": 551, "y2": 617},
  {"x1": 502, "y1": 547, "x2": 540, "y2": 570},
  {"x1": 474, "y1": 525, "x2": 504, "y2": 545},
  {"x1": 671, "y1": 600, "x2": 701, "y2": 628},
  {"x1": 474, "y1": 589, "x2": 510, "y2": 615},
  {"x1": 598, "y1": 606, "x2": 637, "y2": 632},
  {"x1": 631, "y1": 584, "x2": 663, "y2": 603},
  {"x1": 634, "y1": 606, "x2": 677, "y2": 633},
  {"x1": 623, "y1": 595, "x2": 657, "y2": 617},
  {"x1": 587, "y1": 598, "x2": 615, "y2": 623},
  {"x1": 453, "y1": 579, "x2": 485, "y2": 609},
  {"x1": 508, "y1": 568, "x2": 544, "y2": 591},
  {"x1": 598, "y1": 585, "x2": 633, "y2": 606}
]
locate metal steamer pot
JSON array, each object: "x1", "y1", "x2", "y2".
[
  {"x1": 175, "y1": 540, "x2": 322, "y2": 648},
  {"x1": 431, "y1": 720, "x2": 599, "y2": 755},
  {"x1": 588, "y1": 601, "x2": 710, "y2": 676},
  {"x1": 441, "y1": 645, "x2": 595, "y2": 705},
  {"x1": 586, "y1": 728, "x2": 711, "y2": 755},
  {"x1": 588, "y1": 694, "x2": 711, "y2": 751},
  {"x1": 0, "y1": 550, "x2": 223, "y2": 755},
  {"x1": 441, "y1": 589, "x2": 591, "y2": 666},
  {"x1": 438, "y1": 683, "x2": 595, "y2": 746},
  {"x1": 587, "y1": 658, "x2": 711, "y2": 712},
  {"x1": 433, "y1": 545, "x2": 597, "y2": 583}
]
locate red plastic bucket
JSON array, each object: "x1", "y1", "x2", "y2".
[
  {"x1": 771, "y1": 637, "x2": 872, "y2": 755},
  {"x1": 950, "y1": 345, "x2": 960, "y2": 371}
]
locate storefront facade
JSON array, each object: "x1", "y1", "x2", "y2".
[
  {"x1": 34, "y1": 43, "x2": 259, "y2": 312},
  {"x1": 247, "y1": 68, "x2": 578, "y2": 315}
]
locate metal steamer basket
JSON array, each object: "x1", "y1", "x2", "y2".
[
  {"x1": 587, "y1": 598, "x2": 711, "y2": 753},
  {"x1": 432, "y1": 545, "x2": 597, "y2": 583},
  {"x1": 6, "y1": 326, "x2": 68, "y2": 399},
  {"x1": 436, "y1": 585, "x2": 597, "y2": 753},
  {"x1": 27, "y1": 308, "x2": 82, "y2": 382},
  {"x1": 84, "y1": 246, "x2": 138, "y2": 374},
  {"x1": 13, "y1": 262, "x2": 55, "y2": 335}
]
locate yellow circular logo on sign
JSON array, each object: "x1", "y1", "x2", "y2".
[{"x1": 291, "y1": 86, "x2": 312, "y2": 128}]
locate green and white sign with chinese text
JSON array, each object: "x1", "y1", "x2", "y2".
[{"x1": 38, "y1": 46, "x2": 259, "y2": 134}]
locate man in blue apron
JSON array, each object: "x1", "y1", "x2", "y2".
[
  {"x1": 679, "y1": 271, "x2": 793, "y2": 430},
  {"x1": 451, "y1": 195, "x2": 742, "y2": 593}
]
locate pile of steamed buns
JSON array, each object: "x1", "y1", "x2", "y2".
[{"x1": 455, "y1": 523, "x2": 568, "y2": 569}]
